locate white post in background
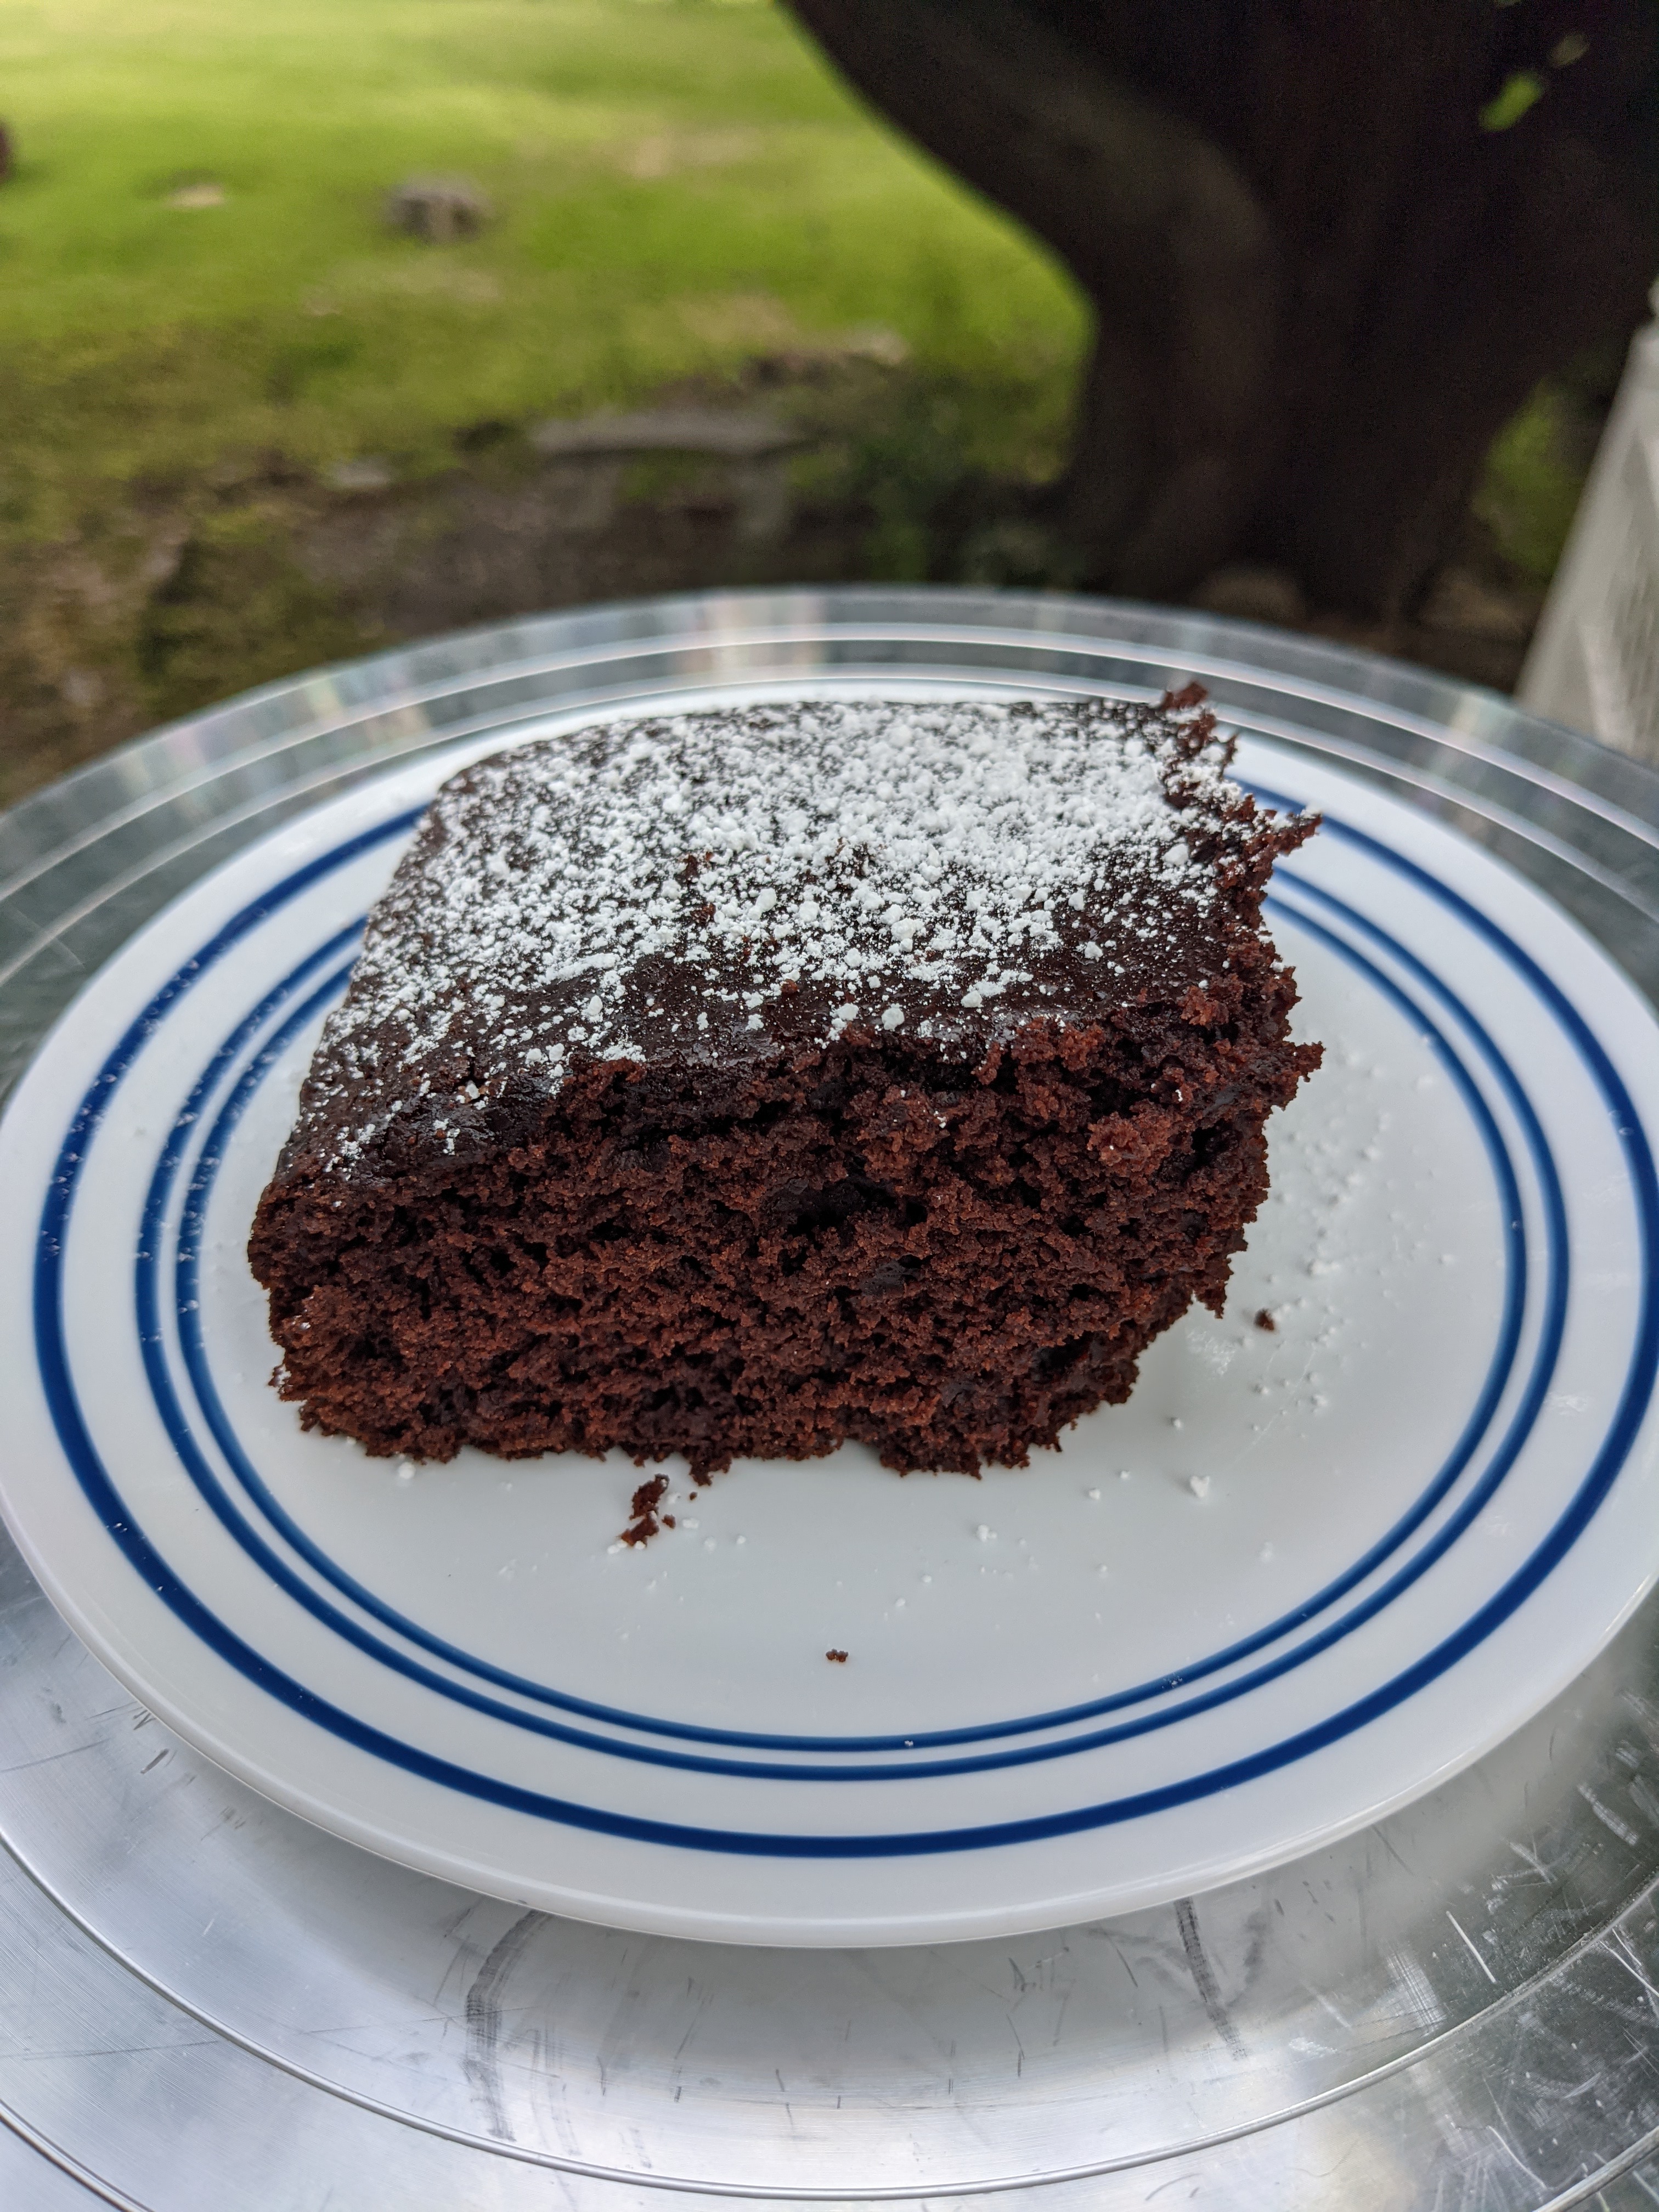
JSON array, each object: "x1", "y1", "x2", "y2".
[{"x1": 1519, "y1": 278, "x2": 1659, "y2": 765}]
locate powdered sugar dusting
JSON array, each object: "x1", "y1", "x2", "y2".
[{"x1": 295, "y1": 696, "x2": 1278, "y2": 1169}]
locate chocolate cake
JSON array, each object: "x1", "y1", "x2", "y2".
[{"x1": 248, "y1": 690, "x2": 1319, "y2": 1479}]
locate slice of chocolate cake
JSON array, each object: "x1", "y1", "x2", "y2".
[{"x1": 248, "y1": 691, "x2": 1319, "y2": 1479}]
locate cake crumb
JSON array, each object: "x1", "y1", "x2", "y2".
[
  {"x1": 620, "y1": 1474, "x2": 669, "y2": 1546},
  {"x1": 826, "y1": 1648, "x2": 849, "y2": 1663},
  {"x1": 1254, "y1": 1307, "x2": 1277, "y2": 1332}
]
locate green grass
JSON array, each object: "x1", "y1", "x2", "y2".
[
  {"x1": 1473, "y1": 383, "x2": 1599, "y2": 588},
  {"x1": 0, "y1": 0, "x2": 1086, "y2": 536}
]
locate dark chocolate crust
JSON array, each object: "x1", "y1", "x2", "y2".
[{"x1": 249, "y1": 692, "x2": 1319, "y2": 1476}]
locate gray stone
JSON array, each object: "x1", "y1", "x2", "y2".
[
  {"x1": 528, "y1": 409, "x2": 802, "y2": 460},
  {"x1": 529, "y1": 410, "x2": 805, "y2": 542},
  {"x1": 385, "y1": 176, "x2": 492, "y2": 242},
  {"x1": 325, "y1": 459, "x2": 394, "y2": 495}
]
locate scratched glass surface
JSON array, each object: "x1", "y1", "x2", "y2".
[{"x1": 3, "y1": 589, "x2": 1659, "y2": 2210}]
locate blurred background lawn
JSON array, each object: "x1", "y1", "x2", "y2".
[
  {"x1": 1, "y1": 0, "x2": 1080, "y2": 503},
  {"x1": 0, "y1": 0, "x2": 1605, "y2": 803}
]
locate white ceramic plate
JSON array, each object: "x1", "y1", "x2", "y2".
[{"x1": 3, "y1": 684, "x2": 1658, "y2": 1946}]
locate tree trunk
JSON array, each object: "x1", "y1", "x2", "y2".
[{"x1": 786, "y1": 0, "x2": 1658, "y2": 617}]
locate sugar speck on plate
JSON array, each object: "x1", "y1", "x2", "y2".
[
  {"x1": 1187, "y1": 1474, "x2": 1212, "y2": 1500},
  {"x1": 976, "y1": 1524, "x2": 994, "y2": 1541},
  {"x1": 1086, "y1": 1487, "x2": 1101, "y2": 1500}
]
